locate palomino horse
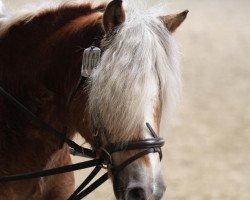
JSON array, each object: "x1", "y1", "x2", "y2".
[{"x1": 0, "y1": 0, "x2": 187, "y2": 199}]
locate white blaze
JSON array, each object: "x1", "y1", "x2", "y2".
[{"x1": 144, "y1": 73, "x2": 160, "y2": 193}]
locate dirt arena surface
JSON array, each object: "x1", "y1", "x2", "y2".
[{"x1": 2, "y1": 0, "x2": 250, "y2": 199}]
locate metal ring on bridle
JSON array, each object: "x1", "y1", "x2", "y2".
[{"x1": 99, "y1": 147, "x2": 113, "y2": 169}]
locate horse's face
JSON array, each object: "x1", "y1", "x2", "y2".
[{"x1": 89, "y1": 1, "x2": 187, "y2": 199}]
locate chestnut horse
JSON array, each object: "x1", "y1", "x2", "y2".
[{"x1": 0, "y1": 0, "x2": 187, "y2": 199}]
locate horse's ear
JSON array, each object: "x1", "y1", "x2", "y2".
[
  {"x1": 161, "y1": 10, "x2": 189, "y2": 33},
  {"x1": 103, "y1": 0, "x2": 125, "y2": 32}
]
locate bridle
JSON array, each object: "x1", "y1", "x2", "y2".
[
  {"x1": 0, "y1": 86, "x2": 165, "y2": 199},
  {"x1": 0, "y1": 32, "x2": 165, "y2": 200},
  {"x1": 68, "y1": 123, "x2": 164, "y2": 200}
]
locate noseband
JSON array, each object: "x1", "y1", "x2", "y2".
[{"x1": 0, "y1": 33, "x2": 165, "y2": 200}]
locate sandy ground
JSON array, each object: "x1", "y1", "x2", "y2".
[{"x1": 2, "y1": 0, "x2": 250, "y2": 199}]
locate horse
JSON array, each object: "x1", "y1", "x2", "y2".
[{"x1": 0, "y1": 0, "x2": 187, "y2": 199}]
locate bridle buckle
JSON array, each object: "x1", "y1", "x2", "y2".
[{"x1": 99, "y1": 147, "x2": 113, "y2": 169}]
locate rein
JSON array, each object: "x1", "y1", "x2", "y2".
[{"x1": 0, "y1": 34, "x2": 165, "y2": 200}]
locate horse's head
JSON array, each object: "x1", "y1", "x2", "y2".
[{"x1": 88, "y1": 1, "x2": 187, "y2": 199}]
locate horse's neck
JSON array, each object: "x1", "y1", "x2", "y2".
[{"x1": 0, "y1": 5, "x2": 104, "y2": 150}]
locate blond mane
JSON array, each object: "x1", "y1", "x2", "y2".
[
  {"x1": 89, "y1": 2, "x2": 181, "y2": 141},
  {"x1": 0, "y1": 0, "x2": 181, "y2": 141}
]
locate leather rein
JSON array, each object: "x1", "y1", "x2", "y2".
[{"x1": 0, "y1": 34, "x2": 165, "y2": 200}]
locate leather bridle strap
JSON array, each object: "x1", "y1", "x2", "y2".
[
  {"x1": 70, "y1": 172, "x2": 109, "y2": 200},
  {"x1": 68, "y1": 166, "x2": 102, "y2": 200},
  {"x1": 111, "y1": 148, "x2": 158, "y2": 175},
  {"x1": 69, "y1": 148, "x2": 162, "y2": 200},
  {"x1": 0, "y1": 160, "x2": 100, "y2": 182},
  {"x1": 70, "y1": 124, "x2": 164, "y2": 199},
  {"x1": 0, "y1": 86, "x2": 96, "y2": 158}
]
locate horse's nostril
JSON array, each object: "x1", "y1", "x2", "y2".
[
  {"x1": 155, "y1": 183, "x2": 167, "y2": 200},
  {"x1": 127, "y1": 187, "x2": 146, "y2": 200}
]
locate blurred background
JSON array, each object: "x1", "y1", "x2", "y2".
[{"x1": 2, "y1": 0, "x2": 250, "y2": 199}]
